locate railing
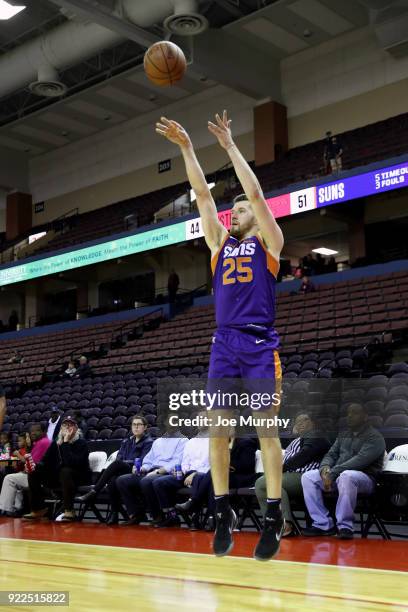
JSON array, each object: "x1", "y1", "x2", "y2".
[
  {"x1": 110, "y1": 307, "x2": 164, "y2": 346},
  {"x1": 53, "y1": 207, "x2": 79, "y2": 223}
]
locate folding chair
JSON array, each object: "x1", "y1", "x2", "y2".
[{"x1": 75, "y1": 451, "x2": 108, "y2": 522}]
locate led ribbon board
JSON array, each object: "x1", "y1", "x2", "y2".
[
  {"x1": 0, "y1": 223, "x2": 186, "y2": 286},
  {"x1": 0, "y1": 160, "x2": 407, "y2": 286}
]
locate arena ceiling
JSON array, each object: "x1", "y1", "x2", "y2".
[{"x1": 0, "y1": 0, "x2": 405, "y2": 156}]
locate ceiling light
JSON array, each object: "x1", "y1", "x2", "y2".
[
  {"x1": 190, "y1": 182, "x2": 215, "y2": 202},
  {"x1": 0, "y1": 1, "x2": 26, "y2": 20},
  {"x1": 312, "y1": 247, "x2": 338, "y2": 256}
]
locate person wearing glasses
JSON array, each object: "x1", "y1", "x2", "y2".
[{"x1": 77, "y1": 415, "x2": 153, "y2": 525}]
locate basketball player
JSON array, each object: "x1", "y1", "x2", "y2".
[{"x1": 156, "y1": 111, "x2": 284, "y2": 561}]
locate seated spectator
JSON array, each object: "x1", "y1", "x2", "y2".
[
  {"x1": 0, "y1": 431, "x2": 11, "y2": 457},
  {"x1": 301, "y1": 403, "x2": 386, "y2": 539},
  {"x1": 10, "y1": 433, "x2": 30, "y2": 468},
  {"x1": 0, "y1": 431, "x2": 12, "y2": 489},
  {"x1": 0, "y1": 386, "x2": 6, "y2": 431},
  {"x1": 176, "y1": 434, "x2": 258, "y2": 529},
  {"x1": 75, "y1": 356, "x2": 92, "y2": 379},
  {"x1": 77, "y1": 415, "x2": 153, "y2": 525},
  {"x1": 7, "y1": 351, "x2": 24, "y2": 365},
  {"x1": 63, "y1": 360, "x2": 77, "y2": 378},
  {"x1": 152, "y1": 413, "x2": 210, "y2": 527},
  {"x1": 0, "y1": 425, "x2": 50, "y2": 517},
  {"x1": 116, "y1": 418, "x2": 187, "y2": 525},
  {"x1": 12, "y1": 432, "x2": 31, "y2": 464},
  {"x1": 47, "y1": 407, "x2": 62, "y2": 441},
  {"x1": 299, "y1": 276, "x2": 316, "y2": 294},
  {"x1": 23, "y1": 416, "x2": 91, "y2": 522},
  {"x1": 294, "y1": 260, "x2": 304, "y2": 279},
  {"x1": 255, "y1": 413, "x2": 330, "y2": 537}
]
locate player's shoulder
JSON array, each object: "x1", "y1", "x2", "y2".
[{"x1": 256, "y1": 232, "x2": 282, "y2": 261}]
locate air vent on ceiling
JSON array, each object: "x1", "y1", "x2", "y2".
[
  {"x1": 28, "y1": 63, "x2": 67, "y2": 98},
  {"x1": 29, "y1": 80, "x2": 67, "y2": 97},
  {"x1": 164, "y1": 12, "x2": 208, "y2": 35}
]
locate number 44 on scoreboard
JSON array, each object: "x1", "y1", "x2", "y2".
[{"x1": 185, "y1": 218, "x2": 204, "y2": 240}]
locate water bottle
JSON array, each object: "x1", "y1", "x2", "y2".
[
  {"x1": 24, "y1": 453, "x2": 36, "y2": 473},
  {"x1": 175, "y1": 464, "x2": 183, "y2": 481},
  {"x1": 134, "y1": 457, "x2": 142, "y2": 475}
]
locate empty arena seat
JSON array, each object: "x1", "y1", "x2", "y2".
[
  {"x1": 388, "y1": 386, "x2": 408, "y2": 401},
  {"x1": 111, "y1": 428, "x2": 128, "y2": 439},
  {"x1": 98, "y1": 429, "x2": 112, "y2": 440},
  {"x1": 387, "y1": 363, "x2": 408, "y2": 376},
  {"x1": 112, "y1": 415, "x2": 127, "y2": 428},
  {"x1": 365, "y1": 401, "x2": 385, "y2": 415}
]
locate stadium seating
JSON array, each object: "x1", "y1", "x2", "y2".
[
  {"x1": 0, "y1": 309, "x2": 163, "y2": 385},
  {"x1": 0, "y1": 268, "x2": 406, "y2": 389},
  {"x1": 82, "y1": 269, "x2": 408, "y2": 372}
]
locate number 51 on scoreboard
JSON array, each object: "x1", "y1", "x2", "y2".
[{"x1": 290, "y1": 187, "x2": 316, "y2": 215}]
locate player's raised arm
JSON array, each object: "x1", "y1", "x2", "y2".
[
  {"x1": 208, "y1": 110, "x2": 284, "y2": 259},
  {"x1": 156, "y1": 117, "x2": 227, "y2": 254}
]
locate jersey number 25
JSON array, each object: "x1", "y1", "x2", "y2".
[{"x1": 222, "y1": 257, "x2": 253, "y2": 285}]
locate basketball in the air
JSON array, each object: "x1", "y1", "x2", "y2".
[{"x1": 144, "y1": 41, "x2": 186, "y2": 87}]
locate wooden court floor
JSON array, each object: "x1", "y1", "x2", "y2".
[{"x1": 0, "y1": 520, "x2": 407, "y2": 611}]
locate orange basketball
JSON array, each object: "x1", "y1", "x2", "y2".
[{"x1": 144, "y1": 41, "x2": 186, "y2": 87}]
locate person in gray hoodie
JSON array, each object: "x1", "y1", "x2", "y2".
[{"x1": 301, "y1": 403, "x2": 385, "y2": 540}]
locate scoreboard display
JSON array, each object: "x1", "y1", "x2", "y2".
[
  {"x1": 0, "y1": 159, "x2": 407, "y2": 287},
  {"x1": 185, "y1": 160, "x2": 408, "y2": 237}
]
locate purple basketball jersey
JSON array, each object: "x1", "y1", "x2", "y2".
[{"x1": 212, "y1": 234, "x2": 279, "y2": 330}]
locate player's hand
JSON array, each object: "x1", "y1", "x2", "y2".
[
  {"x1": 156, "y1": 117, "x2": 191, "y2": 148},
  {"x1": 208, "y1": 110, "x2": 234, "y2": 150}
]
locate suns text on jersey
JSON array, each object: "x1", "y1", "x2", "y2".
[{"x1": 223, "y1": 242, "x2": 256, "y2": 258}]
